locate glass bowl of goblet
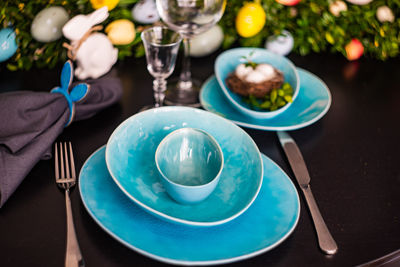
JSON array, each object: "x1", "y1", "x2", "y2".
[
  {"x1": 141, "y1": 26, "x2": 183, "y2": 109},
  {"x1": 156, "y1": 0, "x2": 227, "y2": 107}
]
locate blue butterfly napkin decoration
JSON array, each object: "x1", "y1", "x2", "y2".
[{"x1": 51, "y1": 61, "x2": 89, "y2": 126}]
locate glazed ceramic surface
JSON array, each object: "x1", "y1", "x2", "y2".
[
  {"x1": 0, "y1": 28, "x2": 18, "y2": 62},
  {"x1": 106, "y1": 107, "x2": 263, "y2": 226},
  {"x1": 80, "y1": 146, "x2": 300, "y2": 265},
  {"x1": 200, "y1": 68, "x2": 331, "y2": 131},
  {"x1": 215, "y1": 47, "x2": 300, "y2": 118},
  {"x1": 155, "y1": 128, "x2": 224, "y2": 204}
]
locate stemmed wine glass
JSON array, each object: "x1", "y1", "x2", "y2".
[
  {"x1": 156, "y1": 0, "x2": 226, "y2": 107},
  {"x1": 141, "y1": 26, "x2": 182, "y2": 109}
]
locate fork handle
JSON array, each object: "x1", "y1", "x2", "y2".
[{"x1": 64, "y1": 191, "x2": 84, "y2": 267}]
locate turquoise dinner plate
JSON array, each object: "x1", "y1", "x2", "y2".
[
  {"x1": 79, "y1": 146, "x2": 300, "y2": 265},
  {"x1": 200, "y1": 68, "x2": 332, "y2": 131},
  {"x1": 106, "y1": 107, "x2": 263, "y2": 226}
]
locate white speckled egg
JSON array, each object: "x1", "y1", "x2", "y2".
[
  {"x1": 132, "y1": 0, "x2": 160, "y2": 24},
  {"x1": 190, "y1": 25, "x2": 223, "y2": 57},
  {"x1": 245, "y1": 71, "x2": 266, "y2": 83},
  {"x1": 255, "y1": 64, "x2": 275, "y2": 80},
  {"x1": 265, "y1": 30, "x2": 294, "y2": 56},
  {"x1": 0, "y1": 28, "x2": 18, "y2": 62},
  {"x1": 235, "y1": 64, "x2": 253, "y2": 79},
  {"x1": 31, "y1": 6, "x2": 69, "y2": 43}
]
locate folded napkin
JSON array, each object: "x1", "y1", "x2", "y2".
[{"x1": 0, "y1": 61, "x2": 122, "y2": 207}]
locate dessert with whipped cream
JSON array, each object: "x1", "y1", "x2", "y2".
[{"x1": 226, "y1": 62, "x2": 284, "y2": 98}]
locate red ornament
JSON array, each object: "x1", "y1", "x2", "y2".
[
  {"x1": 345, "y1": 39, "x2": 364, "y2": 61},
  {"x1": 275, "y1": 0, "x2": 301, "y2": 6}
]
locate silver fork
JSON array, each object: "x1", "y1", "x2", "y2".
[{"x1": 55, "y1": 142, "x2": 85, "y2": 267}]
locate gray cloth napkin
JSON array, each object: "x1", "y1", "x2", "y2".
[{"x1": 0, "y1": 77, "x2": 122, "y2": 207}]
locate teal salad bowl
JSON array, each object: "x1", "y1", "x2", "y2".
[
  {"x1": 215, "y1": 47, "x2": 300, "y2": 119},
  {"x1": 155, "y1": 128, "x2": 224, "y2": 205},
  {"x1": 105, "y1": 106, "x2": 263, "y2": 226}
]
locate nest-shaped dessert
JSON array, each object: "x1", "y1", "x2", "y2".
[{"x1": 226, "y1": 67, "x2": 284, "y2": 99}]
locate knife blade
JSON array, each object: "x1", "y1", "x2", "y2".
[{"x1": 277, "y1": 131, "x2": 338, "y2": 255}]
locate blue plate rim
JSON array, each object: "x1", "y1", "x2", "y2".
[
  {"x1": 105, "y1": 106, "x2": 264, "y2": 227},
  {"x1": 214, "y1": 47, "x2": 301, "y2": 118},
  {"x1": 200, "y1": 67, "x2": 332, "y2": 131},
  {"x1": 79, "y1": 145, "x2": 300, "y2": 266}
]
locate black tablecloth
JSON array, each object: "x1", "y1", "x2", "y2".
[{"x1": 0, "y1": 51, "x2": 399, "y2": 267}]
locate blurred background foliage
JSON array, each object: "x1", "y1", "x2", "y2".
[{"x1": 1, "y1": 0, "x2": 399, "y2": 71}]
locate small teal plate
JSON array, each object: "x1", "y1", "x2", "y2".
[
  {"x1": 79, "y1": 146, "x2": 300, "y2": 265},
  {"x1": 106, "y1": 107, "x2": 263, "y2": 226},
  {"x1": 200, "y1": 68, "x2": 331, "y2": 131}
]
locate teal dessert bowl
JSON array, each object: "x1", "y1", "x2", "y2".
[
  {"x1": 155, "y1": 128, "x2": 224, "y2": 204},
  {"x1": 215, "y1": 47, "x2": 300, "y2": 119}
]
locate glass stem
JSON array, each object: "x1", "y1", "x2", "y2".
[
  {"x1": 153, "y1": 78, "x2": 166, "y2": 107},
  {"x1": 178, "y1": 37, "x2": 192, "y2": 90}
]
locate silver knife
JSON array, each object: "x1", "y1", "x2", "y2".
[{"x1": 277, "y1": 131, "x2": 338, "y2": 255}]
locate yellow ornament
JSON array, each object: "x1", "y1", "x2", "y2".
[
  {"x1": 90, "y1": 0, "x2": 119, "y2": 11},
  {"x1": 105, "y1": 19, "x2": 136, "y2": 45},
  {"x1": 235, "y1": 2, "x2": 266, "y2": 38}
]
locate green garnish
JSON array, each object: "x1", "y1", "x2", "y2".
[
  {"x1": 244, "y1": 61, "x2": 258, "y2": 69},
  {"x1": 243, "y1": 82, "x2": 294, "y2": 112},
  {"x1": 241, "y1": 50, "x2": 258, "y2": 69}
]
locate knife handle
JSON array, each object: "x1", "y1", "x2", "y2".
[{"x1": 301, "y1": 185, "x2": 338, "y2": 255}]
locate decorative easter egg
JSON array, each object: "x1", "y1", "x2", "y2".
[
  {"x1": 31, "y1": 6, "x2": 69, "y2": 43},
  {"x1": 0, "y1": 28, "x2": 18, "y2": 62},
  {"x1": 376, "y1": 6, "x2": 395, "y2": 23},
  {"x1": 190, "y1": 25, "x2": 223, "y2": 57},
  {"x1": 346, "y1": 0, "x2": 372, "y2": 5},
  {"x1": 289, "y1": 7, "x2": 298, "y2": 17},
  {"x1": 345, "y1": 38, "x2": 364, "y2": 61},
  {"x1": 105, "y1": 19, "x2": 136, "y2": 45},
  {"x1": 90, "y1": 0, "x2": 120, "y2": 10},
  {"x1": 329, "y1": 1, "x2": 347, "y2": 17},
  {"x1": 131, "y1": 0, "x2": 160, "y2": 24},
  {"x1": 236, "y1": 2, "x2": 266, "y2": 38},
  {"x1": 275, "y1": 0, "x2": 301, "y2": 6},
  {"x1": 265, "y1": 30, "x2": 294, "y2": 56}
]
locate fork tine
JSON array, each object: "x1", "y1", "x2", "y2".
[
  {"x1": 64, "y1": 142, "x2": 70, "y2": 179},
  {"x1": 55, "y1": 142, "x2": 76, "y2": 190},
  {"x1": 54, "y1": 143, "x2": 59, "y2": 180},
  {"x1": 60, "y1": 143, "x2": 65, "y2": 180},
  {"x1": 69, "y1": 142, "x2": 76, "y2": 179}
]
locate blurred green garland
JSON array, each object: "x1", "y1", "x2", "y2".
[
  {"x1": 221, "y1": 0, "x2": 400, "y2": 60},
  {"x1": 1, "y1": 0, "x2": 399, "y2": 71}
]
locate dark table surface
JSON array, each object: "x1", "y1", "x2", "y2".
[{"x1": 1, "y1": 50, "x2": 400, "y2": 267}]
